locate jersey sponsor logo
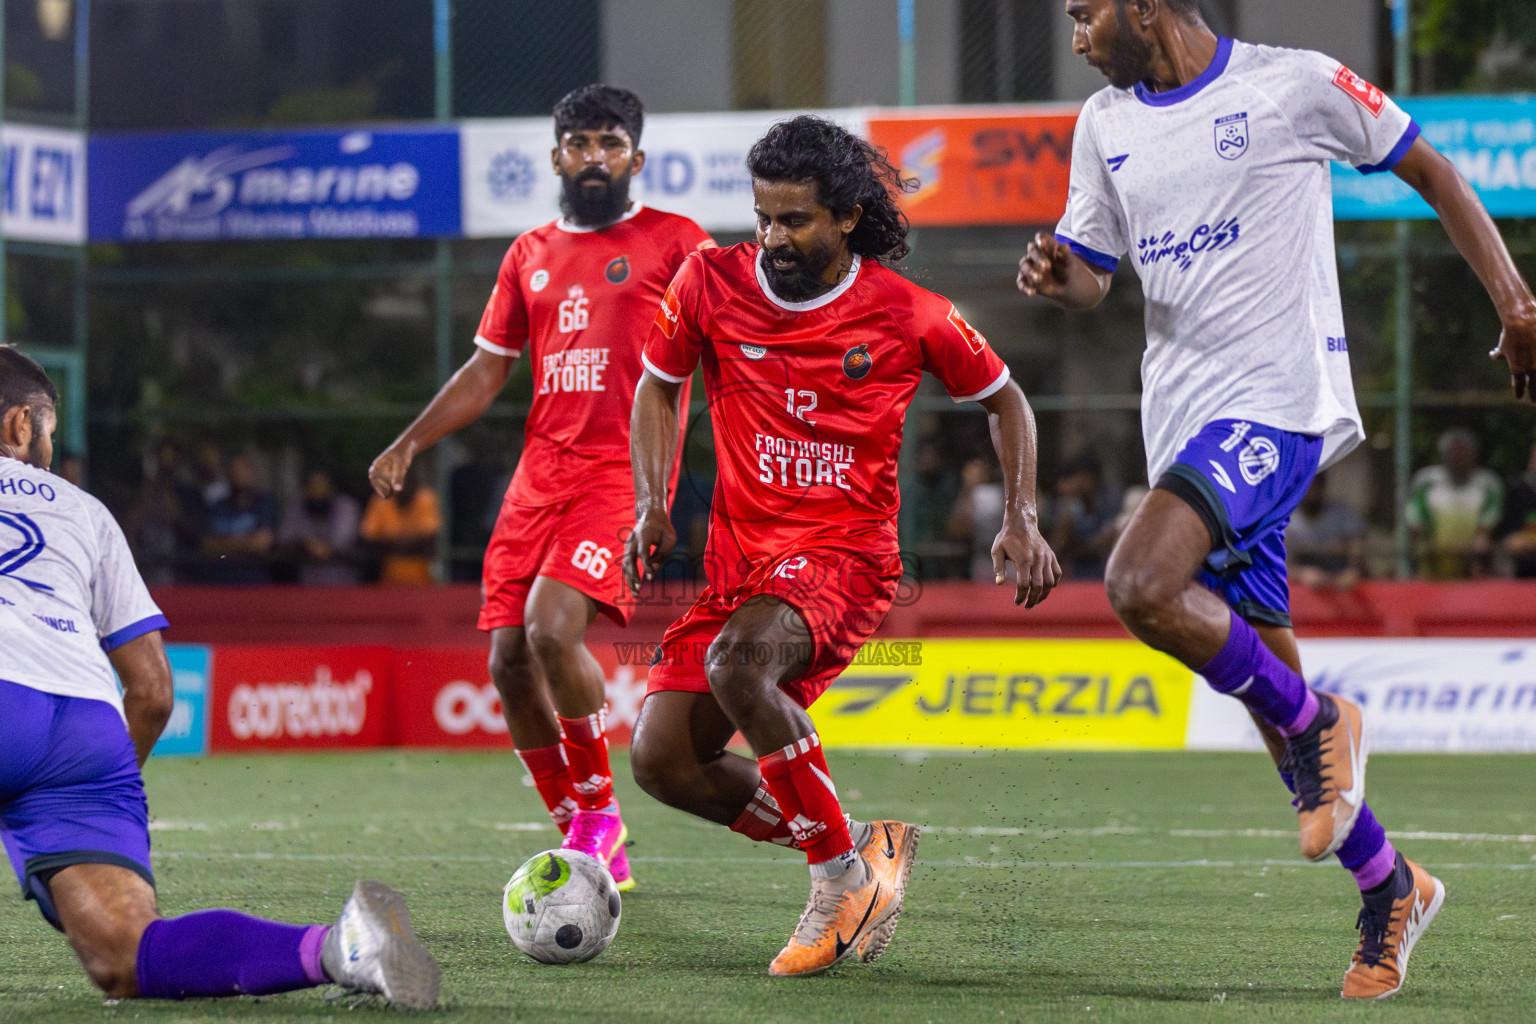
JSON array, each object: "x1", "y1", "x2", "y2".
[
  {"x1": 1332, "y1": 66, "x2": 1386, "y2": 118},
  {"x1": 755, "y1": 433, "x2": 855, "y2": 492},
  {"x1": 1327, "y1": 336, "x2": 1348, "y2": 352},
  {"x1": 946, "y1": 306, "x2": 987, "y2": 355},
  {"x1": 1237, "y1": 436, "x2": 1280, "y2": 485},
  {"x1": 842, "y1": 343, "x2": 873, "y2": 380},
  {"x1": 0, "y1": 509, "x2": 53, "y2": 592},
  {"x1": 740, "y1": 343, "x2": 767, "y2": 360},
  {"x1": 0, "y1": 477, "x2": 57, "y2": 501},
  {"x1": 1136, "y1": 217, "x2": 1241, "y2": 272},
  {"x1": 1106, "y1": 154, "x2": 1129, "y2": 172},
  {"x1": 538, "y1": 346, "x2": 610, "y2": 394},
  {"x1": 654, "y1": 285, "x2": 681, "y2": 338},
  {"x1": 529, "y1": 269, "x2": 550, "y2": 292},
  {"x1": 605, "y1": 255, "x2": 630, "y2": 283},
  {"x1": 1213, "y1": 112, "x2": 1248, "y2": 161},
  {"x1": 32, "y1": 614, "x2": 79, "y2": 634}
]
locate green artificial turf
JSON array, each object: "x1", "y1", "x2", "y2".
[{"x1": 1, "y1": 750, "x2": 1531, "y2": 1023}]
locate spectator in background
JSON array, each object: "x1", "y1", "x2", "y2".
[
  {"x1": 1406, "y1": 426, "x2": 1504, "y2": 579},
  {"x1": 57, "y1": 451, "x2": 84, "y2": 487},
  {"x1": 1288, "y1": 473, "x2": 1367, "y2": 590},
  {"x1": 1498, "y1": 439, "x2": 1536, "y2": 578},
  {"x1": 192, "y1": 439, "x2": 229, "y2": 508},
  {"x1": 277, "y1": 468, "x2": 361, "y2": 585},
  {"x1": 360, "y1": 468, "x2": 440, "y2": 585},
  {"x1": 126, "y1": 438, "x2": 198, "y2": 585},
  {"x1": 196, "y1": 452, "x2": 277, "y2": 584},
  {"x1": 1048, "y1": 453, "x2": 1123, "y2": 580},
  {"x1": 947, "y1": 457, "x2": 1005, "y2": 583}
]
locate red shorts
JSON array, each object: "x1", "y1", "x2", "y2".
[
  {"x1": 479, "y1": 488, "x2": 635, "y2": 630},
  {"x1": 646, "y1": 536, "x2": 902, "y2": 709}
]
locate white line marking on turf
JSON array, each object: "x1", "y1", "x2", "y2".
[
  {"x1": 145, "y1": 851, "x2": 1535, "y2": 871},
  {"x1": 933, "y1": 826, "x2": 1536, "y2": 843}
]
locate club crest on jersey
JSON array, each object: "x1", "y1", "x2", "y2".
[
  {"x1": 605, "y1": 256, "x2": 630, "y2": 284},
  {"x1": 1213, "y1": 112, "x2": 1248, "y2": 161},
  {"x1": 842, "y1": 344, "x2": 872, "y2": 380},
  {"x1": 1332, "y1": 65, "x2": 1386, "y2": 118},
  {"x1": 529, "y1": 269, "x2": 550, "y2": 292}
]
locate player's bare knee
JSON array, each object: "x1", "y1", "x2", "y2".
[
  {"x1": 524, "y1": 618, "x2": 575, "y2": 672},
  {"x1": 67, "y1": 921, "x2": 143, "y2": 998},
  {"x1": 487, "y1": 642, "x2": 533, "y2": 696},
  {"x1": 1104, "y1": 554, "x2": 1180, "y2": 636},
  {"x1": 628, "y1": 735, "x2": 688, "y2": 806}
]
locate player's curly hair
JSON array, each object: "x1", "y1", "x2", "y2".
[
  {"x1": 747, "y1": 115, "x2": 919, "y2": 263},
  {"x1": 553, "y1": 84, "x2": 644, "y2": 145},
  {"x1": 0, "y1": 345, "x2": 57, "y2": 419}
]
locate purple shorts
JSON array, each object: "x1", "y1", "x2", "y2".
[{"x1": 0, "y1": 679, "x2": 154, "y2": 929}]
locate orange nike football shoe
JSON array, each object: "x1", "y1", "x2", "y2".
[
  {"x1": 768, "y1": 856, "x2": 894, "y2": 977},
  {"x1": 1342, "y1": 855, "x2": 1446, "y2": 1000},
  {"x1": 1280, "y1": 692, "x2": 1367, "y2": 861},
  {"x1": 855, "y1": 820, "x2": 922, "y2": 963}
]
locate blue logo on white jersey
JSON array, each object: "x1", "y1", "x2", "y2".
[
  {"x1": 1136, "y1": 218, "x2": 1241, "y2": 272},
  {"x1": 1106, "y1": 154, "x2": 1129, "y2": 172},
  {"x1": 0, "y1": 509, "x2": 52, "y2": 592},
  {"x1": 1214, "y1": 112, "x2": 1248, "y2": 161}
]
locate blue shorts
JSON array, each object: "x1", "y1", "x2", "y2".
[
  {"x1": 0, "y1": 679, "x2": 155, "y2": 929},
  {"x1": 1154, "y1": 419, "x2": 1322, "y2": 628}
]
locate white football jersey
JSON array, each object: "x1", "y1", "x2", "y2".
[
  {"x1": 0, "y1": 455, "x2": 166, "y2": 714},
  {"x1": 1055, "y1": 37, "x2": 1416, "y2": 481}
]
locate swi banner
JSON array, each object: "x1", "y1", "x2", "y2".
[
  {"x1": 149, "y1": 644, "x2": 213, "y2": 758},
  {"x1": 89, "y1": 126, "x2": 461, "y2": 242},
  {"x1": 2, "y1": 123, "x2": 86, "y2": 244},
  {"x1": 865, "y1": 107, "x2": 1079, "y2": 228},
  {"x1": 460, "y1": 110, "x2": 868, "y2": 236}
]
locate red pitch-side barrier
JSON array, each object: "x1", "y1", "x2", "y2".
[{"x1": 154, "y1": 582, "x2": 1535, "y2": 753}]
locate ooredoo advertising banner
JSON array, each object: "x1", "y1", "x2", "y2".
[
  {"x1": 89, "y1": 126, "x2": 461, "y2": 242},
  {"x1": 865, "y1": 107, "x2": 1079, "y2": 227},
  {"x1": 210, "y1": 646, "x2": 393, "y2": 752},
  {"x1": 393, "y1": 646, "x2": 649, "y2": 748}
]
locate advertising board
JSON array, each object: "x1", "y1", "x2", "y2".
[
  {"x1": 209, "y1": 646, "x2": 393, "y2": 752},
  {"x1": 2, "y1": 123, "x2": 86, "y2": 244},
  {"x1": 89, "y1": 126, "x2": 460, "y2": 242},
  {"x1": 148, "y1": 644, "x2": 212, "y2": 758}
]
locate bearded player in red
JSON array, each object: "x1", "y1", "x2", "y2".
[
  {"x1": 624, "y1": 116, "x2": 1061, "y2": 975},
  {"x1": 370, "y1": 85, "x2": 710, "y2": 890}
]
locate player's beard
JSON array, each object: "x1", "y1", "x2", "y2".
[
  {"x1": 1102, "y1": 8, "x2": 1155, "y2": 90},
  {"x1": 559, "y1": 167, "x2": 632, "y2": 227},
  {"x1": 760, "y1": 241, "x2": 838, "y2": 302}
]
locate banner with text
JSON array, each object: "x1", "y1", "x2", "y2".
[
  {"x1": 1187, "y1": 638, "x2": 1536, "y2": 753},
  {"x1": 1332, "y1": 95, "x2": 1536, "y2": 220},
  {"x1": 461, "y1": 110, "x2": 867, "y2": 237},
  {"x1": 148, "y1": 644, "x2": 212, "y2": 758},
  {"x1": 209, "y1": 646, "x2": 394, "y2": 753},
  {"x1": 3, "y1": 123, "x2": 86, "y2": 244},
  {"x1": 89, "y1": 126, "x2": 460, "y2": 242},
  {"x1": 865, "y1": 107, "x2": 1079, "y2": 228}
]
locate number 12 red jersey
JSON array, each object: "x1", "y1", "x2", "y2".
[{"x1": 642, "y1": 243, "x2": 1009, "y2": 579}]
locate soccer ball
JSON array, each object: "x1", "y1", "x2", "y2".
[{"x1": 502, "y1": 849, "x2": 621, "y2": 964}]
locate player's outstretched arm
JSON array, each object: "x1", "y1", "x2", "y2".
[
  {"x1": 625, "y1": 370, "x2": 683, "y2": 595},
  {"x1": 978, "y1": 379, "x2": 1062, "y2": 608},
  {"x1": 1393, "y1": 137, "x2": 1536, "y2": 403},
  {"x1": 368, "y1": 349, "x2": 515, "y2": 497},
  {"x1": 108, "y1": 630, "x2": 173, "y2": 767},
  {"x1": 1017, "y1": 230, "x2": 1113, "y2": 310}
]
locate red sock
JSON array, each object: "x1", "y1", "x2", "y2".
[
  {"x1": 757, "y1": 733, "x2": 853, "y2": 867},
  {"x1": 558, "y1": 712, "x2": 615, "y2": 812},
  {"x1": 515, "y1": 745, "x2": 579, "y2": 834},
  {"x1": 729, "y1": 785, "x2": 800, "y2": 847}
]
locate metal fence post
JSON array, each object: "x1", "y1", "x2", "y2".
[{"x1": 434, "y1": 0, "x2": 455, "y2": 581}]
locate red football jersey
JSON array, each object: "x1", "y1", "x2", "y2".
[
  {"x1": 642, "y1": 243, "x2": 1010, "y2": 583},
  {"x1": 476, "y1": 205, "x2": 713, "y2": 503}
]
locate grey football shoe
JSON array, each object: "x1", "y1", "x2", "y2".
[{"x1": 321, "y1": 880, "x2": 442, "y2": 1010}]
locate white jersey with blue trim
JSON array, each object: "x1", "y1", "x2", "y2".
[
  {"x1": 0, "y1": 456, "x2": 166, "y2": 714},
  {"x1": 1055, "y1": 38, "x2": 1417, "y2": 481}
]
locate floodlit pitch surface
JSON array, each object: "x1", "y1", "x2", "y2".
[{"x1": 2, "y1": 750, "x2": 1531, "y2": 1023}]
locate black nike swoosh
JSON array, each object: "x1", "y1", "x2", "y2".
[
  {"x1": 542, "y1": 854, "x2": 563, "y2": 882},
  {"x1": 881, "y1": 824, "x2": 896, "y2": 860},
  {"x1": 834, "y1": 884, "x2": 882, "y2": 959}
]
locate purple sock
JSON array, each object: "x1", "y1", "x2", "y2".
[
  {"x1": 1334, "y1": 803, "x2": 1396, "y2": 891},
  {"x1": 1198, "y1": 611, "x2": 1315, "y2": 734},
  {"x1": 135, "y1": 910, "x2": 329, "y2": 999}
]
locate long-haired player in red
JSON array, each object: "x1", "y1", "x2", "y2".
[
  {"x1": 624, "y1": 116, "x2": 1062, "y2": 975},
  {"x1": 370, "y1": 85, "x2": 712, "y2": 891}
]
